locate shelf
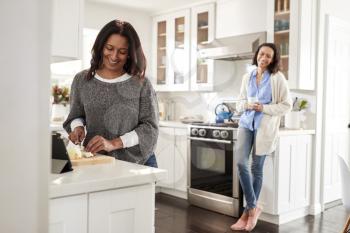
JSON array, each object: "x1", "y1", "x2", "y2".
[
  {"x1": 198, "y1": 25, "x2": 208, "y2": 30},
  {"x1": 158, "y1": 33, "x2": 166, "y2": 37},
  {"x1": 176, "y1": 31, "x2": 184, "y2": 34},
  {"x1": 274, "y1": 29, "x2": 290, "y2": 35},
  {"x1": 199, "y1": 41, "x2": 209, "y2": 45},
  {"x1": 158, "y1": 47, "x2": 166, "y2": 50},
  {"x1": 176, "y1": 44, "x2": 184, "y2": 49},
  {"x1": 281, "y1": 55, "x2": 289, "y2": 59},
  {"x1": 275, "y1": 10, "x2": 290, "y2": 17},
  {"x1": 157, "y1": 66, "x2": 166, "y2": 69}
]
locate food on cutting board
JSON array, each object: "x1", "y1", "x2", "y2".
[{"x1": 67, "y1": 145, "x2": 94, "y2": 160}]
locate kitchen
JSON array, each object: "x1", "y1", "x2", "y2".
[{"x1": 1, "y1": 0, "x2": 350, "y2": 233}]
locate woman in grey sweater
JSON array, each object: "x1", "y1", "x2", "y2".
[{"x1": 63, "y1": 20, "x2": 159, "y2": 167}]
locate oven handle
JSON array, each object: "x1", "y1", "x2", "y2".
[{"x1": 189, "y1": 137, "x2": 232, "y2": 144}]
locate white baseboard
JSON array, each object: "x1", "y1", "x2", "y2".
[
  {"x1": 308, "y1": 203, "x2": 322, "y2": 215},
  {"x1": 259, "y1": 207, "x2": 310, "y2": 225}
]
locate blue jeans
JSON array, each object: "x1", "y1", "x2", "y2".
[
  {"x1": 235, "y1": 127, "x2": 266, "y2": 211},
  {"x1": 144, "y1": 152, "x2": 158, "y2": 168}
]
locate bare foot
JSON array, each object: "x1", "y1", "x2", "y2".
[
  {"x1": 230, "y1": 211, "x2": 248, "y2": 231},
  {"x1": 245, "y1": 207, "x2": 262, "y2": 231}
]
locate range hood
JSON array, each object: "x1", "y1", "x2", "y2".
[{"x1": 198, "y1": 32, "x2": 267, "y2": 61}]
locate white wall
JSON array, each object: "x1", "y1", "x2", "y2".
[
  {"x1": 0, "y1": 0, "x2": 51, "y2": 232},
  {"x1": 84, "y1": 2, "x2": 153, "y2": 77}
]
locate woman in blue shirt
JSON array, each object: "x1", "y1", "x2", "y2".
[{"x1": 231, "y1": 43, "x2": 292, "y2": 231}]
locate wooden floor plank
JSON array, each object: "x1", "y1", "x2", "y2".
[{"x1": 155, "y1": 193, "x2": 347, "y2": 233}]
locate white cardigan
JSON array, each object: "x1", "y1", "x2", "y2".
[{"x1": 237, "y1": 71, "x2": 292, "y2": 155}]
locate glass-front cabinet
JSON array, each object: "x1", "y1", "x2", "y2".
[
  {"x1": 190, "y1": 3, "x2": 215, "y2": 91},
  {"x1": 274, "y1": 0, "x2": 290, "y2": 80},
  {"x1": 273, "y1": 0, "x2": 315, "y2": 90},
  {"x1": 152, "y1": 3, "x2": 215, "y2": 92},
  {"x1": 152, "y1": 10, "x2": 190, "y2": 92}
]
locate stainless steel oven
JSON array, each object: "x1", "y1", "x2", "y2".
[{"x1": 187, "y1": 124, "x2": 242, "y2": 217}]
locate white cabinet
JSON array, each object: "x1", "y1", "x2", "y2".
[
  {"x1": 152, "y1": 10, "x2": 191, "y2": 91},
  {"x1": 190, "y1": 3, "x2": 216, "y2": 91},
  {"x1": 50, "y1": 184, "x2": 155, "y2": 233},
  {"x1": 89, "y1": 184, "x2": 154, "y2": 233},
  {"x1": 155, "y1": 127, "x2": 188, "y2": 197},
  {"x1": 152, "y1": 3, "x2": 215, "y2": 92},
  {"x1": 174, "y1": 128, "x2": 188, "y2": 192},
  {"x1": 271, "y1": 0, "x2": 315, "y2": 90},
  {"x1": 215, "y1": 0, "x2": 269, "y2": 38},
  {"x1": 259, "y1": 134, "x2": 312, "y2": 222},
  {"x1": 52, "y1": 0, "x2": 83, "y2": 62},
  {"x1": 49, "y1": 194, "x2": 87, "y2": 233},
  {"x1": 155, "y1": 127, "x2": 175, "y2": 188}
]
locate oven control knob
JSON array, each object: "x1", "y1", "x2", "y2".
[
  {"x1": 191, "y1": 128, "x2": 199, "y2": 136},
  {"x1": 220, "y1": 130, "x2": 229, "y2": 139},
  {"x1": 198, "y1": 128, "x2": 207, "y2": 137},
  {"x1": 212, "y1": 130, "x2": 221, "y2": 138}
]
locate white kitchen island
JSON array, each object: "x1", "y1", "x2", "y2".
[{"x1": 49, "y1": 159, "x2": 166, "y2": 233}]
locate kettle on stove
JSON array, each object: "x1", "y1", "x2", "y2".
[{"x1": 215, "y1": 103, "x2": 233, "y2": 123}]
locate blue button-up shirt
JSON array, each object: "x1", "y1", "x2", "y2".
[{"x1": 239, "y1": 69, "x2": 272, "y2": 131}]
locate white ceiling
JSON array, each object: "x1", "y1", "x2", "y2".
[{"x1": 87, "y1": 0, "x2": 207, "y2": 13}]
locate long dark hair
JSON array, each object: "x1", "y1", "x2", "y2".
[
  {"x1": 252, "y1": 43, "x2": 280, "y2": 74},
  {"x1": 86, "y1": 20, "x2": 146, "y2": 80}
]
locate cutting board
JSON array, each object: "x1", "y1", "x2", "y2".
[{"x1": 71, "y1": 155, "x2": 115, "y2": 166}]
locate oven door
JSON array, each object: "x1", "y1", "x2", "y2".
[{"x1": 188, "y1": 137, "x2": 239, "y2": 198}]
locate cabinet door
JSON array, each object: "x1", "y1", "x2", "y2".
[
  {"x1": 155, "y1": 127, "x2": 175, "y2": 188},
  {"x1": 152, "y1": 15, "x2": 169, "y2": 91},
  {"x1": 152, "y1": 10, "x2": 190, "y2": 92},
  {"x1": 49, "y1": 195, "x2": 87, "y2": 233},
  {"x1": 52, "y1": 0, "x2": 83, "y2": 61},
  {"x1": 89, "y1": 184, "x2": 155, "y2": 233},
  {"x1": 292, "y1": 135, "x2": 311, "y2": 208},
  {"x1": 190, "y1": 3, "x2": 215, "y2": 91},
  {"x1": 169, "y1": 10, "x2": 191, "y2": 91},
  {"x1": 277, "y1": 136, "x2": 294, "y2": 213},
  {"x1": 174, "y1": 128, "x2": 188, "y2": 192},
  {"x1": 276, "y1": 135, "x2": 312, "y2": 213},
  {"x1": 273, "y1": 0, "x2": 315, "y2": 90}
]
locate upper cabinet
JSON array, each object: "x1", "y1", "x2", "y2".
[
  {"x1": 190, "y1": 3, "x2": 215, "y2": 91},
  {"x1": 51, "y1": 0, "x2": 84, "y2": 62},
  {"x1": 273, "y1": 0, "x2": 315, "y2": 90},
  {"x1": 152, "y1": 10, "x2": 190, "y2": 92},
  {"x1": 216, "y1": 0, "x2": 269, "y2": 38},
  {"x1": 152, "y1": 3, "x2": 215, "y2": 92}
]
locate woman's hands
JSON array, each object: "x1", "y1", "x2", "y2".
[
  {"x1": 252, "y1": 103, "x2": 264, "y2": 112},
  {"x1": 247, "y1": 103, "x2": 264, "y2": 112},
  {"x1": 68, "y1": 126, "x2": 85, "y2": 145},
  {"x1": 85, "y1": 136, "x2": 124, "y2": 153}
]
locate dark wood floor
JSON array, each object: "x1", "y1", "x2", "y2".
[{"x1": 155, "y1": 193, "x2": 348, "y2": 233}]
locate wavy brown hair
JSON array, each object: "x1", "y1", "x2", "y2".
[
  {"x1": 252, "y1": 43, "x2": 280, "y2": 74},
  {"x1": 86, "y1": 20, "x2": 146, "y2": 80}
]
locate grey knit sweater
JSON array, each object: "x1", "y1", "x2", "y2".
[{"x1": 63, "y1": 70, "x2": 159, "y2": 164}]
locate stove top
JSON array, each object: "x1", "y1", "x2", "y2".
[{"x1": 191, "y1": 121, "x2": 239, "y2": 128}]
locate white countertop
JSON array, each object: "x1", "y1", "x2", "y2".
[
  {"x1": 50, "y1": 159, "x2": 167, "y2": 199},
  {"x1": 159, "y1": 120, "x2": 189, "y2": 128},
  {"x1": 279, "y1": 128, "x2": 315, "y2": 135},
  {"x1": 159, "y1": 121, "x2": 315, "y2": 135},
  {"x1": 50, "y1": 121, "x2": 64, "y2": 131}
]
